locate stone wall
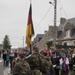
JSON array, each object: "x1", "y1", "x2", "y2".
[{"x1": 37, "y1": 26, "x2": 54, "y2": 50}]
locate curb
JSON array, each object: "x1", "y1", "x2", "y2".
[
  {"x1": 3, "y1": 68, "x2": 11, "y2": 75},
  {"x1": 3, "y1": 68, "x2": 9, "y2": 75}
]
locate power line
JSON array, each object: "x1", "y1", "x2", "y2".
[
  {"x1": 58, "y1": 0, "x2": 68, "y2": 19},
  {"x1": 35, "y1": 5, "x2": 53, "y2": 29}
]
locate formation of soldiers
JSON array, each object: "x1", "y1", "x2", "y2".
[
  {"x1": 2, "y1": 45, "x2": 75, "y2": 75},
  {"x1": 12, "y1": 47, "x2": 54, "y2": 75}
]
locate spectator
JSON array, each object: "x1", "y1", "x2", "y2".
[
  {"x1": 51, "y1": 46, "x2": 60, "y2": 58},
  {"x1": 51, "y1": 51, "x2": 60, "y2": 75},
  {"x1": 2, "y1": 50, "x2": 7, "y2": 66},
  {"x1": 6, "y1": 52, "x2": 10, "y2": 66},
  {"x1": 14, "y1": 49, "x2": 18, "y2": 58},
  {"x1": 60, "y1": 53, "x2": 69, "y2": 75},
  {"x1": 9, "y1": 51, "x2": 15, "y2": 74},
  {"x1": 61, "y1": 48, "x2": 67, "y2": 57},
  {"x1": 68, "y1": 48, "x2": 73, "y2": 57}
]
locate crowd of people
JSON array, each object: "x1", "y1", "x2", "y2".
[{"x1": 1, "y1": 45, "x2": 75, "y2": 75}]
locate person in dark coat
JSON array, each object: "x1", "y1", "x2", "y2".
[
  {"x1": 51, "y1": 51, "x2": 60, "y2": 75},
  {"x1": 9, "y1": 51, "x2": 15, "y2": 74},
  {"x1": 51, "y1": 46, "x2": 61, "y2": 58},
  {"x1": 61, "y1": 48, "x2": 67, "y2": 57},
  {"x1": 6, "y1": 53, "x2": 10, "y2": 66},
  {"x1": 2, "y1": 51, "x2": 7, "y2": 66}
]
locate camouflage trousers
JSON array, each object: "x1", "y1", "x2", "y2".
[
  {"x1": 42, "y1": 72, "x2": 50, "y2": 75},
  {"x1": 71, "y1": 71, "x2": 75, "y2": 75},
  {"x1": 12, "y1": 73, "x2": 29, "y2": 75},
  {"x1": 31, "y1": 70, "x2": 42, "y2": 75},
  {"x1": 42, "y1": 70, "x2": 55, "y2": 75}
]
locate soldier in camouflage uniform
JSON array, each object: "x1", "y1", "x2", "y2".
[
  {"x1": 12, "y1": 51, "x2": 31, "y2": 75},
  {"x1": 41, "y1": 50, "x2": 55, "y2": 75},
  {"x1": 26, "y1": 46, "x2": 55, "y2": 75},
  {"x1": 26, "y1": 46, "x2": 42, "y2": 75}
]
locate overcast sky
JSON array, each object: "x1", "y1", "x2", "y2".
[{"x1": 0, "y1": 0, "x2": 75, "y2": 48}]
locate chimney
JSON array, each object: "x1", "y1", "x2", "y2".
[
  {"x1": 44, "y1": 31, "x2": 47, "y2": 34},
  {"x1": 60, "y1": 18, "x2": 66, "y2": 24}
]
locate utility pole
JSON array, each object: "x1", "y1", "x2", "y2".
[
  {"x1": 53, "y1": 0, "x2": 57, "y2": 45},
  {"x1": 23, "y1": 36, "x2": 24, "y2": 48}
]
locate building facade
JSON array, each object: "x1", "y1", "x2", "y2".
[
  {"x1": 32, "y1": 34, "x2": 45, "y2": 47},
  {"x1": 0, "y1": 44, "x2": 3, "y2": 50},
  {"x1": 33, "y1": 26, "x2": 54, "y2": 50},
  {"x1": 57, "y1": 18, "x2": 75, "y2": 46},
  {"x1": 33, "y1": 17, "x2": 75, "y2": 50}
]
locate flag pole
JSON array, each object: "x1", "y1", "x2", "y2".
[
  {"x1": 26, "y1": 0, "x2": 34, "y2": 54},
  {"x1": 30, "y1": 42, "x2": 32, "y2": 54},
  {"x1": 30, "y1": 0, "x2": 32, "y2": 54}
]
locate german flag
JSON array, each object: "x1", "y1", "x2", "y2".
[{"x1": 26, "y1": 4, "x2": 34, "y2": 47}]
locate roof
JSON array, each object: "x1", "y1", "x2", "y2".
[
  {"x1": 68, "y1": 18, "x2": 75, "y2": 26},
  {"x1": 57, "y1": 17, "x2": 75, "y2": 40}
]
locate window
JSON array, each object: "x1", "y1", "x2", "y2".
[
  {"x1": 71, "y1": 28, "x2": 75, "y2": 36},
  {"x1": 38, "y1": 37, "x2": 42, "y2": 42},
  {"x1": 57, "y1": 31, "x2": 62, "y2": 38},
  {"x1": 66, "y1": 30, "x2": 70, "y2": 37},
  {"x1": 67, "y1": 42, "x2": 70, "y2": 45}
]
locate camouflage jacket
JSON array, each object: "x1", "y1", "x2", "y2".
[
  {"x1": 12, "y1": 59, "x2": 30, "y2": 75},
  {"x1": 26, "y1": 53, "x2": 41, "y2": 70}
]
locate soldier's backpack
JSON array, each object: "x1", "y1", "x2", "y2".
[{"x1": 12, "y1": 59, "x2": 30, "y2": 75}]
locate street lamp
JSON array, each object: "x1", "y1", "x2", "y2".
[
  {"x1": 49, "y1": 1, "x2": 54, "y2": 6},
  {"x1": 21, "y1": 36, "x2": 24, "y2": 48}
]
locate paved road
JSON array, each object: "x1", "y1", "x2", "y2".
[
  {"x1": 0, "y1": 58, "x2": 7, "y2": 75},
  {"x1": 3, "y1": 68, "x2": 9, "y2": 75}
]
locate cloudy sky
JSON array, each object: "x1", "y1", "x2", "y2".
[{"x1": 0, "y1": 0, "x2": 75, "y2": 48}]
